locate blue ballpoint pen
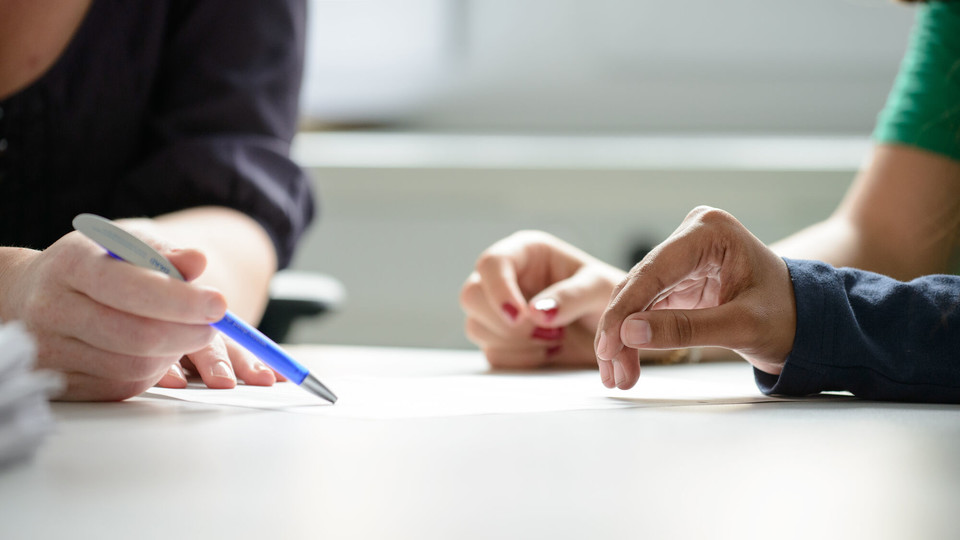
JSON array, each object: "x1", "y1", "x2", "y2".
[{"x1": 72, "y1": 213, "x2": 337, "y2": 404}]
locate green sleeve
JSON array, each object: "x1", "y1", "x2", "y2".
[{"x1": 873, "y1": 2, "x2": 960, "y2": 162}]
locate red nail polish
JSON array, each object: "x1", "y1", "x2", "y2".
[
  {"x1": 546, "y1": 345, "x2": 563, "y2": 357},
  {"x1": 533, "y1": 298, "x2": 559, "y2": 322},
  {"x1": 502, "y1": 303, "x2": 519, "y2": 321},
  {"x1": 531, "y1": 326, "x2": 565, "y2": 340}
]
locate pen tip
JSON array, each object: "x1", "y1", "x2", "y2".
[{"x1": 301, "y1": 373, "x2": 338, "y2": 404}]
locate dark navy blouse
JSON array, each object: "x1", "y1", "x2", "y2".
[{"x1": 0, "y1": 0, "x2": 314, "y2": 268}]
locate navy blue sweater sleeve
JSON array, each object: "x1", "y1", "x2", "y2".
[{"x1": 755, "y1": 259, "x2": 960, "y2": 403}]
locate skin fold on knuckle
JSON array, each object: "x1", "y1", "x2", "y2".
[{"x1": 667, "y1": 311, "x2": 695, "y2": 349}]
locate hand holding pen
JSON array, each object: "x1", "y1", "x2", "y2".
[
  {"x1": 0, "y1": 214, "x2": 335, "y2": 402},
  {"x1": 72, "y1": 214, "x2": 336, "y2": 403},
  {"x1": 0, "y1": 222, "x2": 228, "y2": 400}
]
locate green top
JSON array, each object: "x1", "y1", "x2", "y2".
[{"x1": 873, "y1": 2, "x2": 960, "y2": 162}]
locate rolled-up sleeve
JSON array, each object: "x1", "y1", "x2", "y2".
[{"x1": 110, "y1": 0, "x2": 314, "y2": 268}]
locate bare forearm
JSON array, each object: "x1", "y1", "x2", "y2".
[
  {"x1": 770, "y1": 217, "x2": 864, "y2": 269},
  {"x1": 772, "y1": 145, "x2": 960, "y2": 281}
]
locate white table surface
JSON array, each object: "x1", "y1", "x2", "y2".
[{"x1": 2, "y1": 345, "x2": 958, "y2": 540}]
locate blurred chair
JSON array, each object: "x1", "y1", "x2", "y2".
[{"x1": 257, "y1": 270, "x2": 346, "y2": 343}]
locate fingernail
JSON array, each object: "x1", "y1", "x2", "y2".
[
  {"x1": 599, "y1": 360, "x2": 614, "y2": 387},
  {"x1": 533, "y1": 298, "x2": 559, "y2": 322},
  {"x1": 253, "y1": 361, "x2": 269, "y2": 372},
  {"x1": 501, "y1": 303, "x2": 519, "y2": 322},
  {"x1": 531, "y1": 326, "x2": 564, "y2": 340},
  {"x1": 623, "y1": 319, "x2": 652, "y2": 346},
  {"x1": 168, "y1": 363, "x2": 186, "y2": 383},
  {"x1": 597, "y1": 332, "x2": 609, "y2": 360},
  {"x1": 546, "y1": 345, "x2": 563, "y2": 357},
  {"x1": 211, "y1": 360, "x2": 234, "y2": 380},
  {"x1": 613, "y1": 360, "x2": 625, "y2": 387},
  {"x1": 206, "y1": 296, "x2": 226, "y2": 321}
]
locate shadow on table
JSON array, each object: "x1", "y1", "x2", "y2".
[{"x1": 49, "y1": 395, "x2": 269, "y2": 422}]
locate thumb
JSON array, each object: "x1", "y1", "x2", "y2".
[
  {"x1": 528, "y1": 268, "x2": 614, "y2": 327},
  {"x1": 619, "y1": 305, "x2": 743, "y2": 351},
  {"x1": 164, "y1": 248, "x2": 208, "y2": 282}
]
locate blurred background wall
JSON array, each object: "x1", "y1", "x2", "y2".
[{"x1": 285, "y1": 0, "x2": 916, "y2": 348}]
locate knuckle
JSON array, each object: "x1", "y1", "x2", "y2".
[
  {"x1": 62, "y1": 240, "x2": 97, "y2": 285},
  {"x1": 188, "y1": 327, "x2": 218, "y2": 352},
  {"x1": 695, "y1": 206, "x2": 735, "y2": 228},
  {"x1": 474, "y1": 250, "x2": 501, "y2": 274},
  {"x1": 458, "y1": 276, "x2": 483, "y2": 310},
  {"x1": 669, "y1": 311, "x2": 695, "y2": 348},
  {"x1": 687, "y1": 205, "x2": 717, "y2": 221}
]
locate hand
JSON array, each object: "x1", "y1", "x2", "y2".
[
  {"x1": 0, "y1": 226, "x2": 274, "y2": 400},
  {"x1": 460, "y1": 231, "x2": 627, "y2": 369},
  {"x1": 594, "y1": 207, "x2": 797, "y2": 389},
  {"x1": 118, "y1": 212, "x2": 283, "y2": 392},
  {"x1": 153, "y1": 333, "x2": 283, "y2": 391}
]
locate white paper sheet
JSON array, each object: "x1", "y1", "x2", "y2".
[{"x1": 142, "y1": 368, "x2": 828, "y2": 419}]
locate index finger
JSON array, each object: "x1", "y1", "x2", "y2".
[
  {"x1": 473, "y1": 241, "x2": 533, "y2": 326},
  {"x1": 70, "y1": 247, "x2": 226, "y2": 325},
  {"x1": 594, "y1": 234, "x2": 704, "y2": 362}
]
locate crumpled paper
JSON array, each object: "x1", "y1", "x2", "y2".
[{"x1": 0, "y1": 321, "x2": 63, "y2": 468}]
